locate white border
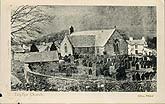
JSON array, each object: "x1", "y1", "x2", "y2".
[{"x1": 0, "y1": 0, "x2": 164, "y2": 103}]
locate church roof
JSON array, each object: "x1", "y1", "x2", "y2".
[
  {"x1": 68, "y1": 35, "x2": 95, "y2": 47},
  {"x1": 68, "y1": 28, "x2": 116, "y2": 47},
  {"x1": 24, "y1": 51, "x2": 59, "y2": 63}
]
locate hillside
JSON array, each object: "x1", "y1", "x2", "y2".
[
  {"x1": 12, "y1": 6, "x2": 156, "y2": 45},
  {"x1": 26, "y1": 30, "x2": 69, "y2": 45}
]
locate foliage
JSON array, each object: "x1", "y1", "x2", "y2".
[{"x1": 146, "y1": 36, "x2": 157, "y2": 49}]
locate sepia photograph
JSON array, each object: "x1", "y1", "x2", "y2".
[
  {"x1": 10, "y1": 5, "x2": 157, "y2": 92},
  {"x1": 1, "y1": 0, "x2": 165, "y2": 103}
]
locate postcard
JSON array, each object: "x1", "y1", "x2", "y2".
[{"x1": 0, "y1": 0, "x2": 164, "y2": 103}]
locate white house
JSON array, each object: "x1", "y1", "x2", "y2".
[
  {"x1": 126, "y1": 37, "x2": 147, "y2": 56},
  {"x1": 11, "y1": 44, "x2": 29, "y2": 61},
  {"x1": 60, "y1": 27, "x2": 128, "y2": 57}
]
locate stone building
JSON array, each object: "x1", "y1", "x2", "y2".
[
  {"x1": 24, "y1": 51, "x2": 59, "y2": 82},
  {"x1": 60, "y1": 27, "x2": 128, "y2": 57}
]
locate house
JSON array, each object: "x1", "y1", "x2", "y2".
[
  {"x1": 24, "y1": 51, "x2": 59, "y2": 63},
  {"x1": 37, "y1": 42, "x2": 60, "y2": 52},
  {"x1": 24, "y1": 51, "x2": 59, "y2": 83},
  {"x1": 60, "y1": 27, "x2": 128, "y2": 57},
  {"x1": 126, "y1": 37, "x2": 148, "y2": 56},
  {"x1": 11, "y1": 44, "x2": 29, "y2": 61}
]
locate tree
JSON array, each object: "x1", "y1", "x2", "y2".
[
  {"x1": 146, "y1": 36, "x2": 157, "y2": 49},
  {"x1": 30, "y1": 43, "x2": 39, "y2": 52},
  {"x1": 50, "y1": 42, "x2": 57, "y2": 51},
  {"x1": 11, "y1": 5, "x2": 54, "y2": 44}
]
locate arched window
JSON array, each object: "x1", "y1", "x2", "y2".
[
  {"x1": 113, "y1": 39, "x2": 119, "y2": 53},
  {"x1": 64, "y1": 43, "x2": 67, "y2": 53}
]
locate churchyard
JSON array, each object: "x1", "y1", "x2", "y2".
[{"x1": 11, "y1": 52, "x2": 157, "y2": 92}]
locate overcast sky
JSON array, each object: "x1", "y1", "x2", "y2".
[
  {"x1": 12, "y1": 5, "x2": 156, "y2": 42},
  {"x1": 39, "y1": 6, "x2": 156, "y2": 37}
]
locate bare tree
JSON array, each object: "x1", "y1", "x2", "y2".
[{"x1": 11, "y1": 5, "x2": 54, "y2": 44}]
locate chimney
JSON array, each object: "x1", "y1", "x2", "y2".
[
  {"x1": 69, "y1": 26, "x2": 74, "y2": 34},
  {"x1": 129, "y1": 37, "x2": 133, "y2": 41},
  {"x1": 114, "y1": 25, "x2": 117, "y2": 29}
]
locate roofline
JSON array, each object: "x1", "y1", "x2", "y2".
[
  {"x1": 73, "y1": 46, "x2": 95, "y2": 48},
  {"x1": 24, "y1": 60, "x2": 59, "y2": 63},
  {"x1": 102, "y1": 28, "x2": 116, "y2": 47},
  {"x1": 70, "y1": 28, "x2": 116, "y2": 35},
  {"x1": 67, "y1": 28, "x2": 117, "y2": 47},
  {"x1": 24, "y1": 51, "x2": 59, "y2": 63}
]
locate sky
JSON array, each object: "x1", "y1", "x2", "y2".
[
  {"x1": 11, "y1": 5, "x2": 156, "y2": 43},
  {"x1": 40, "y1": 6, "x2": 156, "y2": 37}
]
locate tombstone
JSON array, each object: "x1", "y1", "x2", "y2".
[
  {"x1": 66, "y1": 67, "x2": 72, "y2": 77},
  {"x1": 84, "y1": 62, "x2": 87, "y2": 67},
  {"x1": 114, "y1": 63, "x2": 119, "y2": 69},
  {"x1": 64, "y1": 55, "x2": 68, "y2": 62},
  {"x1": 127, "y1": 61, "x2": 131, "y2": 69},
  {"x1": 141, "y1": 61, "x2": 144, "y2": 68},
  {"x1": 58, "y1": 53, "x2": 62, "y2": 59},
  {"x1": 104, "y1": 70, "x2": 110, "y2": 77},
  {"x1": 149, "y1": 61, "x2": 152, "y2": 68},
  {"x1": 132, "y1": 73, "x2": 136, "y2": 81},
  {"x1": 135, "y1": 57, "x2": 139, "y2": 63},
  {"x1": 123, "y1": 63, "x2": 127, "y2": 70},
  {"x1": 74, "y1": 52, "x2": 79, "y2": 59},
  {"x1": 149, "y1": 72, "x2": 154, "y2": 80},
  {"x1": 133, "y1": 56, "x2": 136, "y2": 61},
  {"x1": 145, "y1": 72, "x2": 150, "y2": 80},
  {"x1": 121, "y1": 66, "x2": 127, "y2": 80},
  {"x1": 116, "y1": 69, "x2": 121, "y2": 80},
  {"x1": 141, "y1": 73, "x2": 145, "y2": 80},
  {"x1": 128, "y1": 56, "x2": 132, "y2": 61},
  {"x1": 116, "y1": 66, "x2": 126, "y2": 80},
  {"x1": 67, "y1": 58, "x2": 71, "y2": 63},
  {"x1": 143, "y1": 56, "x2": 147, "y2": 61},
  {"x1": 68, "y1": 54, "x2": 74, "y2": 63},
  {"x1": 136, "y1": 72, "x2": 141, "y2": 81},
  {"x1": 96, "y1": 70, "x2": 99, "y2": 76},
  {"x1": 88, "y1": 61, "x2": 93, "y2": 67},
  {"x1": 132, "y1": 61, "x2": 135, "y2": 67},
  {"x1": 109, "y1": 65, "x2": 115, "y2": 75},
  {"x1": 144, "y1": 62, "x2": 147, "y2": 68},
  {"x1": 135, "y1": 63, "x2": 140, "y2": 70},
  {"x1": 150, "y1": 61, "x2": 153, "y2": 68},
  {"x1": 88, "y1": 69, "x2": 92, "y2": 75},
  {"x1": 153, "y1": 67, "x2": 156, "y2": 72},
  {"x1": 151, "y1": 55, "x2": 157, "y2": 67}
]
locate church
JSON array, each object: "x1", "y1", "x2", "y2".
[{"x1": 60, "y1": 27, "x2": 128, "y2": 57}]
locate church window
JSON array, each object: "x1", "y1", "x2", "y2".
[
  {"x1": 64, "y1": 43, "x2": 67, "y2": 53},
  {"x1": 113, "y1": 39, "x2": 119, "y2": 53}
]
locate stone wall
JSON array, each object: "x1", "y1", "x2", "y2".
[
  {"x1": 104, "y1": 30, "x2": 128, "y2": 56},
  {"x1": 74, "y1": 47, "x2": 95, "y2": 55}
]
